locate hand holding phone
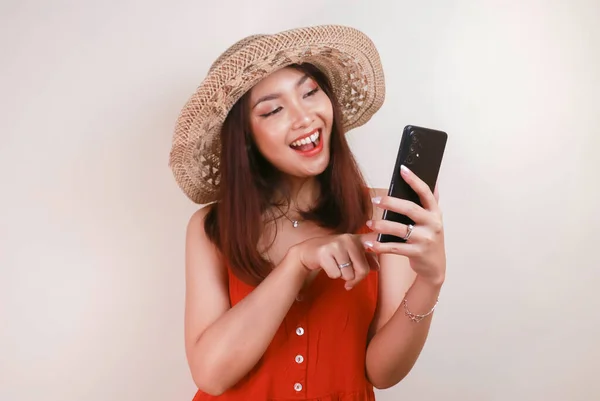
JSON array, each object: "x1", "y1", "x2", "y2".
[{"x1": 377, "y1": 125, "x2": 447, "y2": 243}]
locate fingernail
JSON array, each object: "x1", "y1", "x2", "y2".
[
  {"x1": 371, "y1": 197, "x2": 381, "y2": 204},
  {"x1": 401, "y1": 165, "x2": 410, "y2": 174},
  {"x1": 345, "y1": 284, "x2": 353, "y2": 291},
  {"x1": 364, "y1": 241, "x2": 374, "y2": 248},
  {"x1": 366, "y1": 220, "x2": 373, "y2": 227}
]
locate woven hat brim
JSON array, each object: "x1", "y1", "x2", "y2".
[{"x1": 169, "y1": 25, "x2": 385, "y2": 204}]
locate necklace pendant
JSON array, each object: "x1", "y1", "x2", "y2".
[{"x1": 292, "y1": 220, "x2": 299, "y2": 228}]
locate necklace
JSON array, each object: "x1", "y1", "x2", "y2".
[{"x1": 274, "y1": 205, "x2": 301, "y2": 228}]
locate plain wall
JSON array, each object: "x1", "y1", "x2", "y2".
[{"x1": 2, "y1": 1, "x2": 599, "y2": 400}]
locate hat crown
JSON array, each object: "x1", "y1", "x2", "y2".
[{"x1": 209, "y1": 34, "x2": 266, "y2": 73}]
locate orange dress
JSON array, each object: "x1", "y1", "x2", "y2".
[{"x1": 192, "y1": 226, "x2": 378, "y2": 401}]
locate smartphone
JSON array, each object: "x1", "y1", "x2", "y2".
[{"x1": 377, "y1": 125, "x2": 448, "y2": 243}]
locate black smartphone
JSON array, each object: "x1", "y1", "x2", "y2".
[{"x1": 377, "y1": 125, "x2": 448, "y2": 243}]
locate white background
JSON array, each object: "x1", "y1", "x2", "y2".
[{"x1": 2, "y1": 1, "x2": 599, "y2": 400}]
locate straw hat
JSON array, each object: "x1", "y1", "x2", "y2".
[{"x1": 168, "y1": 24, "x2": 386, "y2": 204}]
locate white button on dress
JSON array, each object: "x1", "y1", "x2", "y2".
[
  {"x1": 294, "y1": 383, "x2": 303, "y2": 391},
  {"x1": 295, "y1": 355, "x2": 304, "y2": 364},
  {"x1": 296, "y1": 327, "x2": 304, "y2": 336}
]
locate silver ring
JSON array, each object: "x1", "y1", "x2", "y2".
[
  {"x1": 403, "y1": 224, "x2": 415, "y2": 241},
  {"x1": 338, "y1": 261, "x2": 352, "y2": 269}
]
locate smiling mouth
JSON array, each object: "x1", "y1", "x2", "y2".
[{"x1": 290, "y1": 129, "x2": 321, "y2": 152}]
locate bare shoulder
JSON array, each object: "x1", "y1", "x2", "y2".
[
  {"x1": 187, "y1": 203, "x2": 214, "y2": 233},
  {"x1": 185, "y1": 203, "x2": 227, "y2": 284},
  {"x1": 368, "y1": 187, "x2": 388, "y2": 199},
  {"x1": 185, "y1": 204, "x2": 223, "y2": 270},
  {"x1": 184, "y1": 204, "x2": 230, "y2": 350}
]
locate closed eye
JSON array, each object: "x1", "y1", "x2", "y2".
[
  {"x1": 304, "y1": 88, "x2": 319, "y2": 98},
  {"x1": 260, "y1": 107, "x2": 282, "y2": 117},
  {"x1": 259, "y1": 88, "x2": 319, "y2": 118}
]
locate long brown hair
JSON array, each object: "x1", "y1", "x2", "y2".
[{"x1": 204, "y1": 63, "x2": 372, "y2": 286}]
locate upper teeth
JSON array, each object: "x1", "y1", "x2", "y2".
[{"x1": 291, "y1": 131, "x2": 320, "y2": 147}]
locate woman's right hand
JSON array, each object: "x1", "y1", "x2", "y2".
[{"x1": 289, "y1": 233, "x2": 379, "y2": 290}]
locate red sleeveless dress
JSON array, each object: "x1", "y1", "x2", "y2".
[{"x1": 192, "y1": 226, "x2": 378, "y2": 401}]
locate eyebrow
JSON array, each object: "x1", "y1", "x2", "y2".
[{"x1": 251, "y1": 74, "x2": 311, "y2": 110}]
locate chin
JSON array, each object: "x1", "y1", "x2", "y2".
[
  {"x1": 291, "y1": 150, "x2": 330, "y2": 178},
  {"x1": 303, "y1": 160, "x2": 330, "y2": 177},
  {"x1": 276, "y1": 155, "x2": 330, "y2": 181}
]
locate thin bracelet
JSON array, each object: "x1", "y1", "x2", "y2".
[{"x1": 403, "y1": 297, "x2": 438, "y2": 323}]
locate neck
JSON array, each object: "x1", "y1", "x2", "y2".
[{"x1": 276, "y1": 176, "x2": 320, "y2": 213}]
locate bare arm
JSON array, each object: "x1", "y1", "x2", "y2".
[
  {"x1": 184, "y1": 207, "x2": 310, "y2": 396},
  {"x1": 365, "y1": 255, "x2": 441, "y2": 389},
  {"x1": 364, "y1": 184, "x2": 445, "y2": 389}
]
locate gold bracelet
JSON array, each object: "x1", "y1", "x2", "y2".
[{"x1": 402, "y1": 297, "x2": 438, "y2": 323}]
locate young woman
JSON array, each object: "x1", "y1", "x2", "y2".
[{"x1": 168, "y1": 25, "x2": 446, "y2": 400}]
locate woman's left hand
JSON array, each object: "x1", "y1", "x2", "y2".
[{"x1": 365, "y1": 165, "x2": 446, "y2": 286}]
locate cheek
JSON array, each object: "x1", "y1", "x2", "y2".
[
  {"x1": 250, "y1": 120, "x2": 284, "y2": 156},
  {"x1": 318, "y1": 97, "x2": 334, "y2": 126}
]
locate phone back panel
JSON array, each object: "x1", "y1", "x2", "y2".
[{"x1": 378, "y1": 125, "x2": 447, "y2": 243}]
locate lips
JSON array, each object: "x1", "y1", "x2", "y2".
[
  {"x1": 289, "y1": 129, "x2": 323, "y2": 157},
  {"x1": 290, "y1": 129, "x2": 321, "y2": 152}
]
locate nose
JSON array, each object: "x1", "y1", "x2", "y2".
[{"x1": 290, "y1": 103, "x2": 312, "y2": 130}]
